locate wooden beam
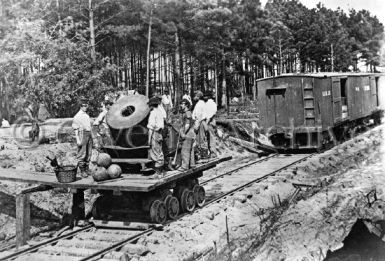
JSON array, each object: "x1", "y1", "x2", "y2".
[
  {"x1": 92, "y1": 219, "x2": 163, "y2": 230},
  {"x1": 70, "y1": 189, "x2": 85, "y2": 226},
  {"x1": 16, "y1": 194, "x2": 30, "y2": 248},
  {"x1": 19, "y1": 184, "x2": 53, "y2": 194}
]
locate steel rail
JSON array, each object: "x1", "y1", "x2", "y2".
[
  {"x1": 78, "y1": 154, "x2": 283, "y2": 260},
  {"x1": 78, "y1": 229, "x2": 153, "y2": 261},
  {"x1": 203, "y1": 153, "x2": 314, "y2": 207},
  {"x1": 200, "y1": 153, "x2": 278, "y2": 185},
  {"x1": 85, "y1": 153, "x2": 314, "y2": 261},
  {"x1": 186, "y1": 153, "x2": 317, "y2": 261},
  {"x1": 0, "y1": 225, "x2": 94, "y2": 261},
  {"x1": 2, "y1": 153, "x2": 311, "y2": 261}
]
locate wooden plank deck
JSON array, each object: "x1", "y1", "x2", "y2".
[
  {"x1": 0, "y1": 156, "x2": 231, "y2": 192},
  {"x1": 0, "y1": 156, "x2": 231, "y2": 248}
]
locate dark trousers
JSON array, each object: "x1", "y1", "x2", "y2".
[
  {"x1": 207, "y1": 124, "x2": 217, "y2": 155},
  {"x1": 77, "y1": 131, "x2": 93, "y2": 171}
]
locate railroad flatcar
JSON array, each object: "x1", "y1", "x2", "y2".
[
  {"x1": 256, "y1": 73, "x2": 384, "y2": 150},
  {"x1": 90, "y1": 94, "x2": 226, "y2": 224}
]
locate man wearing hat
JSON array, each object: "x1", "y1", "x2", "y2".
[
  {"x1": 161, "y1": 89, "x2": 173, "y2": 119},
  {"x1": 147, "y1": 97, "x2": 165, "y2": 178},
  {"x1": 177, "y1": 99, "x2": 196, "y2": 171},
  {"x1": 93, "y1": 99, "x2": 114, "y2": 147},
  {"x1": 203, "y1": 90, "x2": 218, "y2": 158},
  {"x1": 182, "y1": 89, "x2": 192, "y2": 106},
  {"x1": 192, "y1": 90, "x2": 207, "y2": 159},
  {"x1": 72, "y1": 98, "x2": 93, "y2": 178}
]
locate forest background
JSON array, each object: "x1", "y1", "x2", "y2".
[{"x1": 0, "y1": 0, "x2": 384, "y2": 121}]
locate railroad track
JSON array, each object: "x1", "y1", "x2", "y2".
[{"x1": 0, "y1": 152, "x2": 314, "y2": 261}]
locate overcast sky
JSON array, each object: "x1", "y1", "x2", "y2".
[{"x1": 261, "y1": 0, "x2": 385, "y2": 25}]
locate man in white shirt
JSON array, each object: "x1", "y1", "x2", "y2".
[
  {"x1": 192, "y1": 90, "x2": 207, "y2": 159},
  {"x1": 147, "y1": 97, "x2": 165, "y2": 178},
  {"x1": 72, "y1": 99, "x2": 93, "y2": 178},
  {"x1": 203, "y1": 91, "x2": 218, "y2": 158},
  {"x1": 182, "y1": 90, "x2": 192, "y2": 106},
  {"x1": 1, "y1": 118, "x2": 10, "y2": 128},
  {"x1": 93, "y1": 99, "x2": 113, "y2": 148},
  {"x1": 127, "y1": 88, "x2": 139, "y2": 96},
  {"x1": 161, "y1": 89, "x2": 173, "y2": 118}
]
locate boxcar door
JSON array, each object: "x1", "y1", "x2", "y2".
[
  {"x1": 369, "y1": 76, "x2": 377, "y2": 111},
  {"x1": 331, "y1": 79, "x2": 342, "y2": 123}
]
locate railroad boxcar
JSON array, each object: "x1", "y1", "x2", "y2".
[{"x1": 256, "y1": 73, "x2": 384, "y2": 150}]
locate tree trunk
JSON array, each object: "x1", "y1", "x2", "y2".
[
  {"x1": 279, "y1": 37, "x2": 282, "y2": 75},
  {"x1": 221, "y1": 49, "x2": 227, "y2": 110},
  {"x1": 214, "y1": 57, "x2": 218, "y2": 104},
  {"x1": 145, "y1": 7, "x2": 153, "y2": 97},
  {"x1": 190, "y1": 56, "x2": 194, "y2": 97},
  {"x1": 89, "y1": 0, "x2": 96, "y2": 64},
  {"x1": 174, "y1": 31, "x2": 181, "y2": 105}
]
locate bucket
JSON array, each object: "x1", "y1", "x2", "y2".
[{"x1": 54, "y1": 165, "x2": 77, "y2": 183}]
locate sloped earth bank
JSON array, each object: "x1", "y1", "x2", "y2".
[
  {"x1": 204, "y1": 124, "x2": 385, "y2": 261},
  {"x1": 0, "y1": 123, "x2": 252, "y2": 246}
]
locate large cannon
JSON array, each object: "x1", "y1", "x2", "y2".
[{"x1": 102, "y1": 94, "x2": 178, "y2": 164}]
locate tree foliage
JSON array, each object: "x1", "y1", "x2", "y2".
[{"x1": 0, "y1": 0, "x2": 383, "y2": 120}]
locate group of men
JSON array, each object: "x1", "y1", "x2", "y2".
[
  {"x1": 72, "y1": 88, "x2": 218, "y2": 179},
  {"x1": 147, "y1": 89, "x2": 218, "y2": 178}
]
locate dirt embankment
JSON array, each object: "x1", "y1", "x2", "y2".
[{"x1": 206, "y1": 125, "x2": 385, "y2": 261}]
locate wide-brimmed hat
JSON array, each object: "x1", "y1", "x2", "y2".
[
  {"x1": 104, "y1": 99, "x2": 113, "y2": 106},
  {"x1": 194, "y1": 90, "x2": 203, "y2": 98},
  {"x1": 79, "y1": 97, "x2": 88, "y2": 106},
  {"x1": 203, "y1": 90, "x2": 213, "y2": 98},
  {"x1": 180, "y1": 99, "x2": 191, "y2": 108},
  {"x1": 148, "y1": 97, "x2": 160, "y2": 106}
]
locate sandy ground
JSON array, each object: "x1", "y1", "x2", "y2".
[
  {"x1": 205, "y1": 124, "x2": 385, "y2": 261},
  {"x1": 119, "y1": 124, "x2": 385, "y2": 261},
  {"x1": 0, "y1": 122, "x2": 384, "y2": 261}
]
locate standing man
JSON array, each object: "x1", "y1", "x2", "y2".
[
  {"x1": 1, "y1": 118, "x2": 10, "y2": 128},
  {"x1": 93, "y1": 99, "x2": 114, "y2": 148},
  {"x1": 177, "y1": 99, "x2": 196, "y2": 171},
  {"x1": 203, "y1": 91, "x2": 218, "y2": 158},
  {"x1": 161, "y1": 89, "x2": 173, "y2": 118},
  {"x1": 25, "y1": 101, "x2": 39, "y2": 142},
  {"x1": 192, "y1": 90, "x2": 207, "y2": 159},
  {"x1": 127, "y1": 87, "x2": 139, "y2": 96},
  {"x1": 72, "y1": 98, "x2": 93, "y2": 178},
  {"x1": 147, "y1": 97, "x2": 165, "y2": 178},
  {"x1": 182, "y1": 90, "x2": 192, "y2": 106}
]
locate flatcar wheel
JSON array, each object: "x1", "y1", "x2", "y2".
[
  {"x1": 193, "y1": 185, "x2": 205, "y2": 207},
  {"x1": 165, "y1": 195, "x2": 179, "y2": 220},
  {"x1": 149, "y1": 200, "x2": 167, "y2": 224},
  {"x1": 180, "y1": 189, "x2": 195, "y2": 213}
]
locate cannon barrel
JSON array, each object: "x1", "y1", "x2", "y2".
[{"x1": 106, "y1": 95, "x2": 150, "y2": 149}]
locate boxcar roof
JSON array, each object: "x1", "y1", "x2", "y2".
[{"x1": 256, "y1": 72, "x2": 385, "y2": 82}]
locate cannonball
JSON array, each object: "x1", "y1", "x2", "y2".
[
  {"x1": 96, "y1": 153, "x2": 112, "y2": 168},
  {"x1": 107, "y1": 164, "x2": 122, "y2": 179},
  {"x1": 92, "y1": 166, "x2": 109, "y2": 182}
]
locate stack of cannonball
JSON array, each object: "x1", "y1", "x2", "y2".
[{"x1": 92, "y1": 153, "x2": 122, "y2": 182}]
